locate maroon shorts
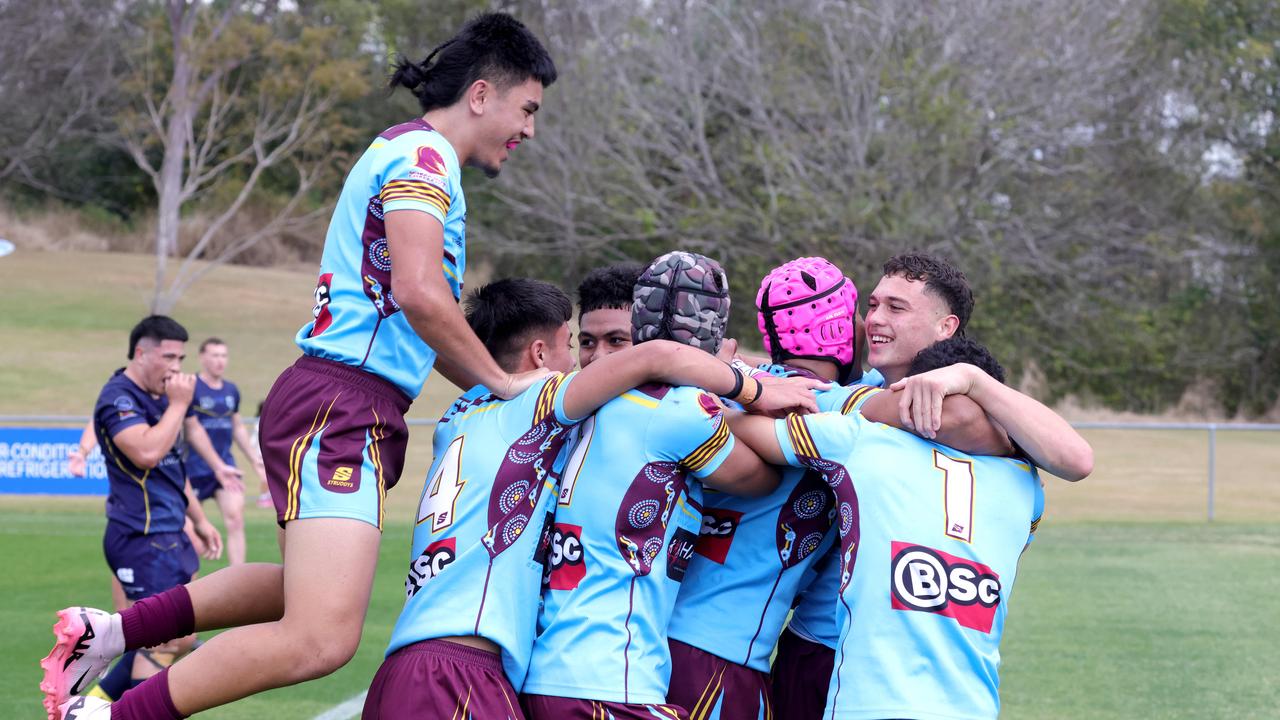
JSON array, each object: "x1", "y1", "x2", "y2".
[
  {"x1": 259, "y1": 355, "x2": 411, "y2": 530},
  {"x1": 363, "y1": 639, "x2": 524, "y2": 720},
  {"x1": 521, "y1": 693, "x2": 688, "y2": 720},
  {"x1": 769, "y1": 628, "x2": 835, "y2": 720},
  {"x1": 667, "y1": 639, "x2": 772, "y2": 720}
]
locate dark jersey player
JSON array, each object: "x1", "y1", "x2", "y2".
[{"x1": 40, "y1": 316, "x2": 232, "y2": 718}]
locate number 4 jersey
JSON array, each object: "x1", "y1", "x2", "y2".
[
  {"x1": 775, "y1": 411, "x2": 1044, "y2": 720},
  {"x1": 386, "y1": 372, "x2": 579, "y2": 688}
]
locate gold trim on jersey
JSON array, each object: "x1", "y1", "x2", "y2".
[{"x1": 682, "y1": 417, "x2": 731, "y2": 473}]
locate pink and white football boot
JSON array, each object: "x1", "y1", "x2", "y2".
[{"x1": 40, "y1": 608, "x2": 124, "y2": 720}]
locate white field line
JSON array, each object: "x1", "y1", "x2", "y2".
[{"x1": 312, "y1": 690, "x2": 367, "y2": 720}]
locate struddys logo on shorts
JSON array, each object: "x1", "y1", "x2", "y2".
[
  {"x1": 406, "y1": 538, "x2": 456, "y2": 598},
  {"x1": 694, "y1": 507, "x2": 742, "y2": 564},
  {"x1": 890, "y1": 542, "x2": 1001, "y2": 633}
]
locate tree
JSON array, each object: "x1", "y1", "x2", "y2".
[
  {"x1": 0, "y1": 0, "x2": 131, "y2": 204},
  {"x1": 117, "y1": 0, "x2": 365, "y2": 312}
]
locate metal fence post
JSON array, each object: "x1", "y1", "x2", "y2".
[{"x1": 1207, "y1": 424, "x2": 1216, "y2": 522}]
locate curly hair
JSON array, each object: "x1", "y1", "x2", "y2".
[
  {"x1": 907, "y1": 337, "x2": 1005, "y2": 383},
  {"x1": 883, "y1": 253, "x2": 974, "y2": 334}
]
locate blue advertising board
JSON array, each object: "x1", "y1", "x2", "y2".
[{"x1": 0, "y1": 427, "x2": 108, "y2": 495}]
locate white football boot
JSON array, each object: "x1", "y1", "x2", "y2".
[{"x1": 40, "y1": 608, "x2": 124, "y2": 720}]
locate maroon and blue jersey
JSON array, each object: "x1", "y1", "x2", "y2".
[
  {"x1": 94, "y1": 369, "x2": 193, "y2": 534},
  {"x1": 296, "y1": 119, "x2": 466, "y2": 398},
  {"x1": 184, "y1": 376, "x2": 239, "y2": 478},
  {"x1": 666, "y1": 380, "x2": 881, "y2": 672},
  {"x1": 775, "y1": 412, "x2": 1044, "y2": 719},
  {"x1": 522, "y1": 385, "x2": 735, "y2": 705},
  {"x1": 387, "y1": 372, "x2": 578, "y2": 687}
]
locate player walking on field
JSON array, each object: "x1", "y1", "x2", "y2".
[
  {"x1": 185, "y1": 338, "x2": 260, "y2": 567},
  {"x1": 41, "y1": 14, "x2": 559, "y2": 719},
  {"x1": 40, "y1": 316, "x2": 232, "y2": 715}
]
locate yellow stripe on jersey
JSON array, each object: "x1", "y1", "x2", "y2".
[
  {"x1": 840, "y1": 385, "x2": 882, "y2": 415},
  {"x1": 533, "y1": 373, "x2": 566, "y2": 425},
  {"x1": 681, "y1": 416, "x2": 731, "y2": 473},
  {"x1": 786, "y1": 413, "x2": 820, "y2": 459},
  {"x1": 1030, "y1": 516, "x2": 1041, "y2": 535},
  {"x1": 380, "y1": 179, "x2": 450, "y2": 217},
  {"x1": 620, "y1": 390, "x2": 661, "y2": 409}
]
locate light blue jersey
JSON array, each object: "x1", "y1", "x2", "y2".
[
  {"x1": 522, "y1": 384, "x2": 735, "y2": 705},
  {"x1": 296, "y1": 118, "x2": 467, "y2": 398},
  {"x1": 776, "y1": 412, "x2": 1044, "y2": 720},
  {"x1": 387, "y1": 372, "x2": 577, "y2": 687},
  {"x1": 667, "y1": 376, "x2": 882, "y2": 672},
  {"x1": 787, "y1": 368, "x2": 886, "y2": 649}
]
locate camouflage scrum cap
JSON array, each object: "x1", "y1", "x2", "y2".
[{"x1": 631, "y1": 251, "x2": 731, "y2": 354}]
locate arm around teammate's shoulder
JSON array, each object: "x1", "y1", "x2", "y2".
[
  {"x1": 698, "y1": 442, "x2": 780, "y2": 497},
  {"x1": 386, "y1": 210, "x2": 545, "y2": 399},
  {"x1": 963, "y1": 369, "x2": 1093, "y2": 481}
]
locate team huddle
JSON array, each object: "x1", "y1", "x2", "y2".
[{"x1": 39, "y1": 12, "x2": 1093, "y2": 720}]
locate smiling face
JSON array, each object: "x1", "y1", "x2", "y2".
[
  {"x1": 578, "y1": 307, "x2": 634, "y2": 368},
  {"x1": 469, "y1": 76, "x2": 543, "y2": 178},
  {"x1": 864, "y1": 273, "x2": 959, "y2": 384}
]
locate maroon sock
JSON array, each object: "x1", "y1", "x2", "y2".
[
  {"x1": 120, "y1": 585, "x2": 195, "y2": 651},
  {"x1": 110, "y1": 667, "x2": 185, "y2": 720}
]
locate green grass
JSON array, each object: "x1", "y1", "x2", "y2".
[
  {"x1": 5, "y1": 497, "x2": 1277, "y2": 719},
  {"x1": 3, "y1": 497, "x2": 410, "y2": 719}
]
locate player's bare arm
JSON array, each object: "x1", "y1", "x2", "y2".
[
  {"x1": 184, "y1": 417, "x2": 244, "y2": 494},
  {"x1": 561, "y1": 339, "x2": 824, "y2": 421},
  {"x1": 891, "y1": 363, "x2": 1094, "y2": 481},
  {"x1": 111, "y1": 374, "x2": 194, "y2": 468},
  {"x1": 183, "y1": 480, "x2": 223, "y2": 560},
  {"x1": 697, "y1": 441, "x2": 781, "y2": 498},
  {"x1": 859, "y1": 391, "x2": 1014, "y2": 457},
  {"x1": 724, "y1": 411, "x2": 789, "y2": 467},
  {"x1": 387, "y1": 210, "x2": 549, "y2": 399}
]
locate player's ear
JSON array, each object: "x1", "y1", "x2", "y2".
[
  {"x1": 528, "y1": 338, "x2": 547, "y2": 369},
  {"x1": 467, "y1": 78, "x2": 489, "y2": 115},
  {"x1": 938, "y1": 314, "x2": 960, "y2": 340}
]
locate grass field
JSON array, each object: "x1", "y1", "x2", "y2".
[
  {"x1": 3, "y1": 249, "x2": 1279, "y2": 717},
  {"x1": 4, "y1": 498, "x2": 1277, "y2": 719}
]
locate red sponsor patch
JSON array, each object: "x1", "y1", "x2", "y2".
[
  {"x1": 694, "y1": 507, "x2": 742, "y2": 564},
  {"x1": 890, "y1": 541, "x2": 1001, "y2": 633},
  {"x1": 405, "y1": 538, "x2": 456, "y2": 598},
  {"x1": 311, "y1": 273, "x2": 334, "y2": 336},
  {"x1": 546, "y1": 523, "x2": 586, "y2": 590},
  {"x1": 415, "y1": 145, "x2": 448, "y2": 176}
]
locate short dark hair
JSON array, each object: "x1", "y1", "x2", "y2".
[
  {"x1": 389, "y1": 13, "x2": 557, "y2": 113},
  {"x1": 200, "y1": 337, "x2": 226, "y2": 353},
  {"x1": 907, "y1": 337, "x2": 1005, "y2": 383},
  {"x1": 883, "y1": 253, "x2": 974, "y2": 334},
  {"x1": 577, "y1": 262, "x2": 644, "y2": 316},
  {"x1": 464, "y1": 278, "x2": 572, "y2": 372},
  {"x1": 127, "y1": 315, "x2": 188, "y2": 359}
]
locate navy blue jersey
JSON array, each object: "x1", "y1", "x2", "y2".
[
  {"x1": 185, "y1": 377, "x2": 239, "y2": 478},
  {"x1": 94, "y1": 369, "x2": 193, "y2": 534}
]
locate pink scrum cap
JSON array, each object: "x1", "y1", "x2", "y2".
[{"x1": 756, "y1": 257, "x2": 858, "y2": 382}]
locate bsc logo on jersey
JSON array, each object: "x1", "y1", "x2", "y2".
[
  {"x1": 694, "y1": 508, "x2": 742, "y2": 564},
  {"x1": 405, "y1": 538, "x2": 456, "y2": 598},
  {"x1": 890, "y1": 542, "x2": 1001, "y2": 633},
  {"x1": 545, "y1": 523, "x2": 586, "y2": 590}
]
